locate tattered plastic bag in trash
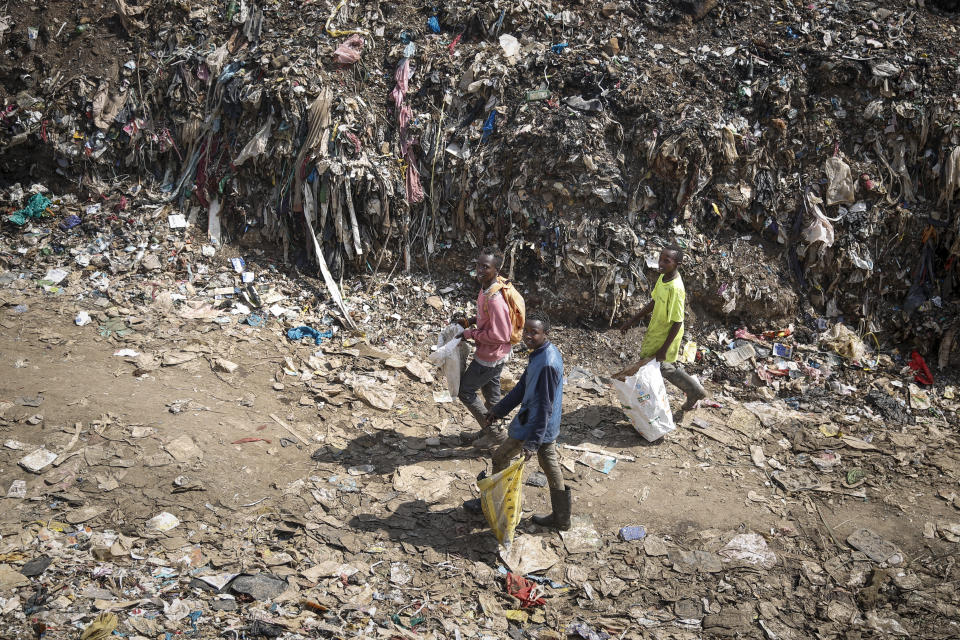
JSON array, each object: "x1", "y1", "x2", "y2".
[
  {"x1": 612, "y1": 361, "x2": 675, "y2": 442},
  {"x1": 719, "y1": 533, "x2": 778, "y2": 569},
  {"x1": 428, "y1": 324, "x2": 467, "y2": 397},
  {"x1": 333, "y1": 34, "x2": 364, "y2": 64},
  {"x1": 8, "y1": 193, "x2": 51, "y2": 226},
  {"x1": 352, "y1": 376, "x2": 396, "y2": 410},
  {"x1": 824, "y1": 156, "x2": 855, "y2": 205},
  {"x1": 499, "y1": 34, "x2": 520, "y2": 59},
  {"x1": 819, "y1": 323, "x2": 867, "y2": 362},
  {"x1": 801, "y1": 190, "x2": 835, "y2": 247},
  {"x1": 80, "y1": 612, "x2": 118, "y2": 640},
  {"x1": 479, "y1": 457, "x2": 525, "y2": 546},
  {"x1": 234, "y1": 116, "x2": 273, "y2": 166}
]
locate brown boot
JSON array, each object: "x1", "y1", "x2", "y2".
[{"x1": 472, "y1": 426, "x2": 507, "y2": 450}]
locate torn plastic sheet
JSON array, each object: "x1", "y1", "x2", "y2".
[
  {"x1": 207, "y1": 198, "x2": 222, "y2": 246},
  {"x1": 234, "y1": 116, "x2": 273, "y2": 166}
]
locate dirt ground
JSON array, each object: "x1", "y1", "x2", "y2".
[{"x1": 1, "y1": 279, "x2": 959, "y2": 638}]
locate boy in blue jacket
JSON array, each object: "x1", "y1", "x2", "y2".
[{"x1": 466, "y1": 311, "x2": 570, "y2": 530}]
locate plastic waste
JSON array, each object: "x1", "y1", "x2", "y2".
[
  {"x1": 824, "y1": 156, "x2": 855, "y2": 205},
  {"x1": 8, "y1": 193, "x2": 51, "y2": 226},
  {"x1": 333, "y1": 34, "x2": 364, "y2": 64},
  {"x1": 612, "y1": 361, "x2": 675, "y2": 441},
  {"x1": 428, "y1": 324, "x2": 467, "y2": 397},
  {"x1": 619, "y1": 525, "x2": 647, "y2": 541},
  {"x1": 234, "y1": 116, "x2": 273, "y2": 166},
  {"x1": 80, "y1": 612, "x2": 119, "y2": 640},
  {"x1": 287, "y1": 325, "x2": 333, "y2": 345},
  {"x1": 59, "y1": 214, "x2": 82, "y2": 230},
  {"x1": 478, "y1": 457, "x2": 525, "y2": 546},
  {"x1": 499, "y1": 34, "x2": 520, "y2": 58}
]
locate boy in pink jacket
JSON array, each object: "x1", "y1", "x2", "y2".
[{"x1": 453, "y1": 247, "x2": 513, "y2": 449}]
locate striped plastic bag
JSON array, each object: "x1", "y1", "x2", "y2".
[{"x1": 478, "y1": 457, "x2": 525, "y2": 545}]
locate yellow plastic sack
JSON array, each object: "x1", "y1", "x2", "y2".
[
  {"x1": 80, "y1": 613, "x2": 118, "y2": 640},
  {"x1": 478, "y1": 458, "x2": 525, "y2": 545}
]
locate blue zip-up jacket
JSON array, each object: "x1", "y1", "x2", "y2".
[{"x1": 489, "y1": 341, "x2": 564, "y2": 450}]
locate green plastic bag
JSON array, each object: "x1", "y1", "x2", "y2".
[{"x1": 8, "y1": 193, "x2": 51, "y2": 226}]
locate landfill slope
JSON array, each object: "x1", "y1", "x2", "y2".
[{"x1": 1, "y1": 0, "x2": 958, "y2": 346}]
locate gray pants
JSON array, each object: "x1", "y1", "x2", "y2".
[
  {"x1": 493, "y1": 438, "x2": 565, "y2": 490},
  {"x1": 458, "y1": 359, "x2": 503, "y2": 427},
  {"x1": 660, "y1": 361, "x2": 694, "y2": 392}
]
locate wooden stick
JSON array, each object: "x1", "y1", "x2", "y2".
[
  {"x1": 302, "y1": 208, "x2": 356, "y2": 329},
  {"x1": 53, "y1": 422, "x2": 83, "y2": 466},
  {"x1": 269, "y1": 413, "x2": 310, "y2": 445}
]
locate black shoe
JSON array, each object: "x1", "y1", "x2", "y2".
[{"x1": 463, "y1": 498, "x2": 482, "y2": 514}]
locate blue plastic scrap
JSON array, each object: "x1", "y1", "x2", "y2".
[
  {"x1": 427, "y1": 16, "x2": 441, "y2": 33},
  {"x1": 188, "y1": 610, "x2": 202, "y2": 631},
  {"x1": 58, "y1": 215, "x2": 81, "y2": 231},
  {"x1": 619, "y1": 525, "x2": 647, "y2": 541},
  {"x1": 287, "y1": 325, "x2": 333, "y2": 345},
  {"x1": 481, "y1": 111, "x2": 496, "y2": 141},
  {"x1": 551, "y1": 42, "x2": 569, "y2": 53}
]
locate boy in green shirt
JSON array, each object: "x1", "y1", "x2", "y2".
[{"x1": 618, "y1": 246, "x2": 707, "y2": 411}]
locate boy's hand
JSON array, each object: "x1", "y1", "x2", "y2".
[
  {"x1": 618, "y1": 316, "x2": 635, "y2": 333},
  {"x1": 655, "y1": 347, "x2": 668, "y2": 362},
  {"x1": 522, "y1": 448, "x2": 536, "y2": 461},
  {"x1": 483, "y1": 413, "x2": 499, "y2": 429},
  {"x1": 451, "y1": 315, "x2": 469, "y2": 329}
]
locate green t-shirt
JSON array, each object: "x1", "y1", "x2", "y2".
[{"x1": 640, "y1": 274, "x2": 685, "y2": 362}]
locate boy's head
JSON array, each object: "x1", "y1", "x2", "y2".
[
  {"x1": 658, "y1": 245, "x2": 684, "y2": 277},
  {"x1": 475, "y1": 246, "x2": 503, "y2": 288},
  {"x1": 523, "y1": 311, "x2": 550, "y2": 351}
]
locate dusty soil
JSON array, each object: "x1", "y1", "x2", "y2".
[{"x1": 1, "y1": 280, "x2": 959, "y2": 638}]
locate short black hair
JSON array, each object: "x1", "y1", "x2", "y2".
[
  {"x1": 479, "y1": 246, "x2": 504, "y2": 270},
  {"x1": 527, "y1": 310, "x2": 550, "y2": 332},
  {"x1": 663, "y1": 245, "x2": 684, "y2": 263}
]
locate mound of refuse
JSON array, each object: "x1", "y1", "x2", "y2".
[{"x1": 0, "y1": 0, "x2": 958, "y2": 359}]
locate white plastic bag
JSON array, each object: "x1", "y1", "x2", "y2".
[
  {"x1": 824, "y1": 156, "x2": 855, "y2": 206},
  {"x1": 234, "y1": 116, "x2": 273, "y2": 166},
  {"x1": 612, "y1": 361, "x2": 675, "y2": 442},
  {"x1": 428, "y1": 324, "x2": 468, "y2": 397}
]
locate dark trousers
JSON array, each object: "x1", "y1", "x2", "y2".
[{"x1": 457, "y1": 359, "x2": 503, "y2": 428}]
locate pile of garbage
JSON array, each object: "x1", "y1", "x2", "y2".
[{"x1": 1, "y1": 0, "x2": 958, "y2": 349}]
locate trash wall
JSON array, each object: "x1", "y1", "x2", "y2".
[{"x1": 1, "y1": 0, "x2": 959, "y2": 346}]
